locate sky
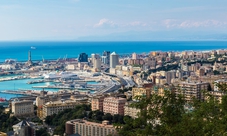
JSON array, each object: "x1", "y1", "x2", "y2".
[{"x1": 0, "y1": 0, "x2": 227, "y2": 41}]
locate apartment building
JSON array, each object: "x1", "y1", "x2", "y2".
[
  {"x1": 65, "y1": 119, "x2": 117, "y2": 136},
  {"x1": 91, "y1": 95, "x2": 105, "y2": 111},
  {"x1": 124, "y1": 101, "x2": 140, "y2": 119},
  {"x1": 11, "y1": 100, "x2": 34, "y2": 117},
  {"x1": 132, "y1": 87, "x2": 151, "y2": 101},
  {"x1": 103, "y1": 97, "x2": 126, "y2": 115},
  {"x1": 177, "y1": 81, "x2": 209, "y2": 101},
  {"x1": 42, "y1": 100, "x2": 81, "y2": 118},
  {"x1": 214, "y1": 79, "x2": 227, "y2": 91}
]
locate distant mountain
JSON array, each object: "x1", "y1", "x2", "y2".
[{"x1": 77, "y1": 30, "x2": 227, "y2": 41}]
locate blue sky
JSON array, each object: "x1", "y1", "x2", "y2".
[{"x1": 0, "y1": 0, "x2": 227, "y2": 41}]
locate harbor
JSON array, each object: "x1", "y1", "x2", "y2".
[{"x1": 0, "y1": 71, "x2": 119, "y2": 100}]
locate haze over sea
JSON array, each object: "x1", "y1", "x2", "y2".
[{"x1": 0, "y1": 41, "x2": 227, "y2": 62}]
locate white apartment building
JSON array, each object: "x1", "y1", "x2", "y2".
[{"x1": 11, "y1": 100, "x2": 34, "y2": 117}]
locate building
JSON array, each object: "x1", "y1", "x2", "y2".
[
  {"x1": 165, "y1": 71, "x2": 176, "y2": 84},
  {"x1": 124, "y1": 101, "x2": 140, "y2": 119},
  {"x1": 13, "y1": 120, "x2": 35, "y2": 136},
  {"x1": 102, "y1": 51, "x2": 110, "y2": 65},
  {"x1": 91, "y1": 96, "x2": 105, "y2": 111},
  {"x1": 93, "y1": 57, "x2": 102, "y2": 72},
  {"x1": 78, "y1": 53, "x2": 88, "y2": 62},
  {"x1": 35, "y1": 91, "x2": 60, "y2": 107},
  {"x1": 91, "y1": 54, "x2": 100, "y2": 64},
  {"x1": 11, "y1": 100, "x2": 34, "y2": 117},
  {"x1": 177, "y1": 81, "x2": 210, "y2": 101},
  {"x1": 101, "y1": 56, "x2": 108, "y2": 65},
  {"x1": 214, "y1": 79, "x2": 227, "y2": 92},
  {"x1": 132, "y1": 53, "x2": 138, "y2": 60},
  {"x1": 67, "y1": 64, "x2": 77, "y2": 70},
  {"x1": 42, "y1": 100, "x2": 83, "y2": 118},
  {"x1": 132, "y1": 87, "x2": 151, "y2": 101},
  {"x1": 103, "y1": 97, "x2": 126, "y2": 115},
  {"x1": 36, "y1": 91, "x2": 61, "y2": 118},
  {"x1": 65, "y1": 119, "x2": 117, "y2": 136},
  {"x1": 110, "y1": 52, "x2": 119, "y2": 68},
  {"x1": 196, "y1": 68, "x2": 205, "y2": 77}
]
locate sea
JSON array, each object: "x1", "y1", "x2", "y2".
[
  {"x1": 0, "y1": 41, "x2": 227, "y2": 62},
  {"x1": 1, "y1": 41, "x2": 227, "y2": 100}
]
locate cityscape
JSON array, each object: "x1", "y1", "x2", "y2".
[
  {"x1": 1, "y1": 47, "x2": 227, "y2": 135},
  {"x1": 1, "y1": 0, "x2": 227, "y2": 136}
]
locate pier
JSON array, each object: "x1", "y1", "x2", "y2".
[
  {"x1": 27, "y1": 80, "x2": 45, "y2": 84},
  {"x1": 32, "y1": 85, "x2": 73, "y2": 89},
  {"x1": 0, "y1": 76, "x2": 30, "y2": 82},
  {"x1": 0, "y1": 90, "x2": 40, "y2": 97}
]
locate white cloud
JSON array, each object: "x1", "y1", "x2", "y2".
[
  {"x1": 94, "y1": 18, "x2": 115, "y2": 28},
  {"x1": 129, "y1": 21, "x2": 147, "y2": 26},
  {"x1": 162, "y1": 19, "x2": 227, "y2": 29},
  {"x1": 162, "y1": 19, "x2": 177, "y2": 28},
  {"x1": 179, "y1": 20, "x2": 227, "y2": 28}
]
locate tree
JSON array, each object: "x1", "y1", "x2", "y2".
[
  {"x1": 118, "y1": 83, "x2": 227, "y2": 136},
  {"x1": 36, "y1": 128, "x2": 50, "y2": 136}
]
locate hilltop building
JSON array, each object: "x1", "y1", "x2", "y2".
[{"x1": 65, "y1": 119, "x2": 117, "y2": 136}]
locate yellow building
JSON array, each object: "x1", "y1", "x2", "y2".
[
  {"x1": 42, "y1": 99, "x2": 86, "y2": 119},
  {"x1": 132, "y1": 87, "x2": 151, "y2": 101},
  {"x1": 151, "y1": 85, "x2": 172, "y2": 97}
]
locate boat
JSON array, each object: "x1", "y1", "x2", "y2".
[
  {"x1": 31, "y1": 46, "x2": 36, "y2": 50},
  {"x1": 43, "y1": 72, "x2": 79, "y2": 79},
  {"x1": 27, "y1": 80, "x2": 45, "y2": 84},
  {"x1": 0, "y1": 98, "x2": 9, "y2": 107}
]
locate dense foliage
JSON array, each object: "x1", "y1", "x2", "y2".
[
  {"x1": 35, "y1": 128, "x2": 50, "y2": 136},
  {"x1": 0, "y1": 106, "x2": 19, "y2": 132},
  {"x1": 148, "y1": 64, "x2": 179, "y2": 74},
  {"x1": 118, "y1": 83, "x2": 227, "y2": 136}
]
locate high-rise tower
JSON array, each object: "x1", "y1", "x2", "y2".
[{"x1": 110, "y1": 52, "x2": 119, "y2": 68}]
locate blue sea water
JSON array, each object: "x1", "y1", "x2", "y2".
[
  {"x1": 0, "y1": 41, "x2": 227, "y2": 62},
  {"x1": 0, "y1": 78, "x2": 57, "y2": 100},
  {"x1": 0, "y1": 78, "x2": 97, "y2": 100}
]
